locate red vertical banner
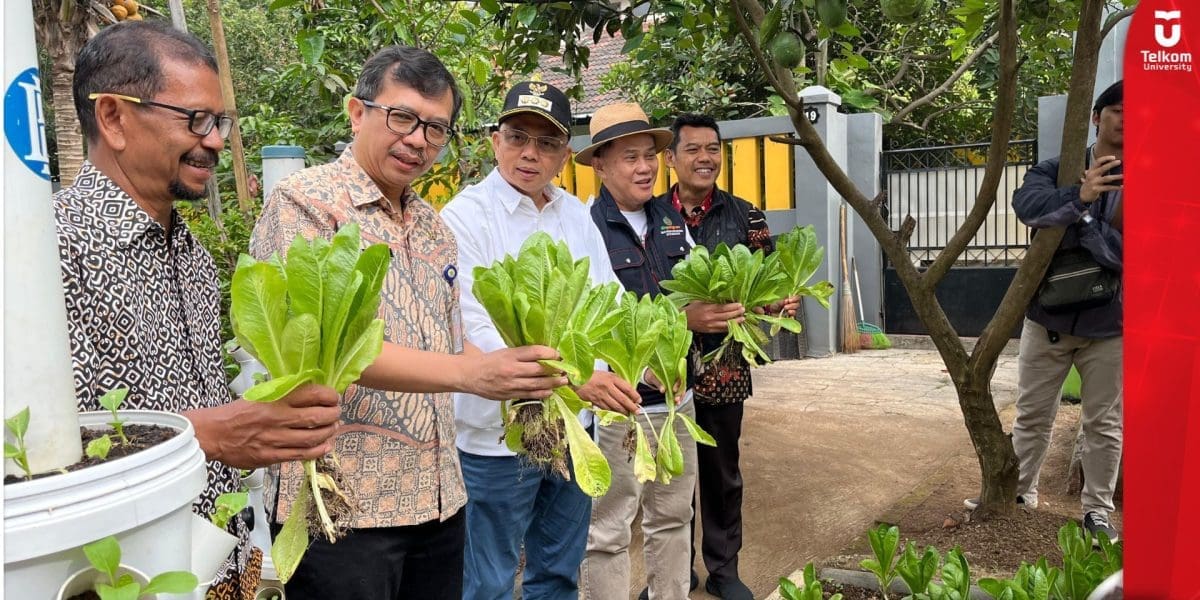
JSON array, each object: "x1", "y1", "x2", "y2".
[{"x1": 1123, "y1": 1, "x2": 1200, "y2": 597}]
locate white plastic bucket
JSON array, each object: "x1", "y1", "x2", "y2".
[{"x1": 4, "y1": 410, "x2": 207, "y2": 599}]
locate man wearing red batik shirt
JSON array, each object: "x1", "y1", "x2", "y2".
[{"x1": 655, "y1": 113, "x2": 797, "y2": 600}]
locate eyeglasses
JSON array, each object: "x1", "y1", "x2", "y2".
[
  {"x1": 88, "y1": 93, "x2": 233, "y2": 139},
  {"x1": 499, "y1": 127, "x2": 569, "y2": 154},
  {"x1": 357, "y1": 98, "x2": 455, "y2": 148}
]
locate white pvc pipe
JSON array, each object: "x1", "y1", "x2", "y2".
[
  {"x1": 3, "y1": 0, "x2": 82, "y2": 474},
  {"x1": 261, "y1": 145, "x2": 306, "y2": 200}
]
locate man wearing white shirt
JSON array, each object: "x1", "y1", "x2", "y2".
[{"x1": 440, "y1": 81, "x2": 641, "y2": 600}]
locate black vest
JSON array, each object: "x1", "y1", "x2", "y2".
[
  {"x1": 656, "y1": 186, "x2": 757, "y2": 251},
  {"x1": 590, "y1": 186, "x2": 691, "y2": 406},
  {"x1": 590, "y1": 187, "x2": 691, "y2": 296}
]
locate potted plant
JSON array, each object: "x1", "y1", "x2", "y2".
[
  {"x1": 4, "y1": 399, "x2": 215, "y2": 597},
  {"x1": 55, "y1": 536, "x2": 197, "y2": 600}
]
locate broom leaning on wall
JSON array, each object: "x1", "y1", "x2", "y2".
[
  {"x1": 851, "y1": 257, "x2": 892, "y2": 350},
  {"x1": 839, "y1": 204, "x2": 861, "y2": 353}
]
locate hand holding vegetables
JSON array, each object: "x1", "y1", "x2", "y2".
[
  {"x1": 576, "y1": 370, "x2": 642, "y2": 415},
  {"x1": 683, "y1": 301, "x2": 746, "y2": 334},
  {"x1": 230, "y1": 223, "x2": 388, "y2": 582},
  {"x1": 661, "y1": 225, "x2": 835, "y2": 366},
  {"x1": 188, "y1": 383, "x2": 340, "y2": 469},
  {"x1": 457, "y1": 343, "x2": 568, "y2": 401},
  {"x1": 471, "y1": 232, "x2": 705, "y2": 492}
]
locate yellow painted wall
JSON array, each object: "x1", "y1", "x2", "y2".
[
  {"x1": 495, "y1": 134, "x2": 796, "y2": 210},
  {"x1": 730, "y1": 138, "x2": 763, "y2": 208},
  {"x1": 763, "y1": 139, "x2": 793, "y2": 210}
]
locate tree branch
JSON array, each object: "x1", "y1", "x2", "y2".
[
  {"x1": 914, "y1": 100, "x2": 992, "y2": 130},
  {"x1": 729, "y1": 1, "x2": 803, "y2": 115},
  {"x1": 922, "y1": 29, "x2": 1014, "y2": 287},
  {"x1": 890, "y1": 32, "x2": 999, "y2": 125},
  {"x1": 1100, "y1": 7, "x2": 1134, "y2": 41},
  {"x1": 968, "y1": 0, "x2": 1108, "y2": 378},
  {"x1": 730, "y1": 0, "x2": 935, "y2": 307}
]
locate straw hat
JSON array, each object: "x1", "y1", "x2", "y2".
[{"x1": 574, "y1": 102, "x2": 673, "y2": 166}]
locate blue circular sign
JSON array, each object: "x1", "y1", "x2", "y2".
[{"x1": 4, "y1": 67, "x2": 52, "y2": 180}]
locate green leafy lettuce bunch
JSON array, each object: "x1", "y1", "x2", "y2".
[
  {"x1": 230, "y1": 222, "x2": 388, "y2": 582},
  {"x1": 471, "y1": 232, "x2": 624, "y2": 496},
  {"x1": 593, "y1": 292, "x2": 715, "y2": 484},
  {"x1": 661, "y1": 225, "x2": 833, "y2": 366}
]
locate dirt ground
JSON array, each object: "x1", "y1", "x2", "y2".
[{"x1": 618, "y1": 347, "x2": 1118, "y2": 600}]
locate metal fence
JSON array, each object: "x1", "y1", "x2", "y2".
[{"x1": 881, "y1": 139, "x2": 1037, "y2": 267}]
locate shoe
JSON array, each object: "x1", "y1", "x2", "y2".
[
  {"x1": 638, "y1": 570, "x2": 699, "y2": 599},
  {"x1": 962, "y1": 494, "x2": 1037, "y2": 510},
  {"x1": 1084, "y1": 511, "x2": 1120, "y2": 544},
  {"x1": 705, "y1": 575, "x2": 754, "y2": 600}
]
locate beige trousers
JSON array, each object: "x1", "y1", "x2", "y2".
[
  {"x1": 1012, "y1": 318, "x2": 1123, "y2": 516},
  {"x1": 580, "y1": 402, "x2": 699, "y2": 600}
]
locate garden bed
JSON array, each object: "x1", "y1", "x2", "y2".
[{"x1": 823, "y1": 403, "x2": 1123, "y2": 581}]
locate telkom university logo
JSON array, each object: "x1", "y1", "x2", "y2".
[
  {"x1": 1155, "y1": 10, "x2": 1181, "y2": 47},
  {"x1": 4, "y1": 67, "x2": 51, "y2": 180},
  {"x1": 1142, "y1": 10, "x2": 1193, "y2": 73}
]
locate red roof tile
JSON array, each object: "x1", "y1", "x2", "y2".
[{"x1": 535, "y1": 30, "x2": 629, "y2": 118}]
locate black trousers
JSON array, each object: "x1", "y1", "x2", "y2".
[
  {"x1": 271, "y1": 509, "x2": 465, "y2": 600},
  {"x1": 691, "y1": 401, "x2": 745, "y2": 582}
]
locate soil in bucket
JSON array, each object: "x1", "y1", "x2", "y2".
[
  {"x1": 66, "y1": 592, "x2": 101, "y2": 600},
  {"x1": 4, "y1": 424, "x2": 178, "y2": 484}
]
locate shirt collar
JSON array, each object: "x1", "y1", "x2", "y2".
[
  {"x1": 337, "y1": 145, "x2": 417, "y2": 210},
  {"x1": 76, "y1": 162, "x2": 181, "y2": 249},
  {"x1": 671, "y1": 185, "x2": 714, "y2": 227},
  {"x1": 488, "y1": 168, "x2": 562, "y2": 215}
]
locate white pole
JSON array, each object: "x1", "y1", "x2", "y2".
[
  {"x1": 3, "y1": 0, "x2": 82, "y2": 474},
  {"x1": 261, "y1": 145, "x2": 306, "y2": 200}
]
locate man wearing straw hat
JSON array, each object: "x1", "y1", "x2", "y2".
[
  {"x1": 441, "y1": 80, "x2": 640, "y2": 600},
  {"x1": 576, "y1": 102, "x2": 739, "y2": 600}
]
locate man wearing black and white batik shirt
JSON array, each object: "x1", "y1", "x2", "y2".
[{"x1": 54, "y1": 21, "x2": 340, "y2": 600}]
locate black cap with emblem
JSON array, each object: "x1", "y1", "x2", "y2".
[{"x1": 498, "y1": 81, "x2": 572, "y2": 135}]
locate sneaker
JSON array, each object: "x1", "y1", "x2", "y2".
[
  {"x1": 637, "y1": 570, "x2": 699, "y2": 599},
  {"x1": 962, "y1": 494, "x2": 1037, "y2": 511},
  {"x1": 706, "y1": 575, "x2": 754, "y2": 600},
  {"x1": 1084, "y1": 511, "x2": 1120, "y2": 544}
]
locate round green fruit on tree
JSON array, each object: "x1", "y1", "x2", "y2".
[
  {"x1": 769, "y1": 32, "x2": 805, "y2": 69},
  {"x1": 881, "y1": 0, "x2": 933, "y2": 24},
  {"x1": 816, "y1": 0, "x2": 848, "y2": 29}
]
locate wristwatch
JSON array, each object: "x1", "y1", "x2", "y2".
[{"x1": 1081, "y1": 213, "x2": 1095, "y2": 225}]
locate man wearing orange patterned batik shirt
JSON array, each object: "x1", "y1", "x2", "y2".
[{"x1": 250, "y1": 47, "x2": 566, "y2": 600}]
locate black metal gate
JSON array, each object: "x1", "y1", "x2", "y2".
[{"x1": 880, "y1": 140, "x2": 1037, "y2": 336}]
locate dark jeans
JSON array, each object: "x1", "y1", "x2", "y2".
[
  {"x1": 270, "y1": 510, "x2": 465, "y2": 600},
  {"x1": 692, "y1": 401, "x2": 745, "y2": 582},
  {"x1": 458, "y1": 450, "x2": 592, "y2": 600}
]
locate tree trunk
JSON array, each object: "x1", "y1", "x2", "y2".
[
  {"x1": 958, "y1": 379, "x2": 1020, "y2": 517},
  {"x1": 49, "y1": 51, "x2": 84, "y2": 186},
  {"x1": 727, "y1": 0, "x2": 1112, "y2": 519}
]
